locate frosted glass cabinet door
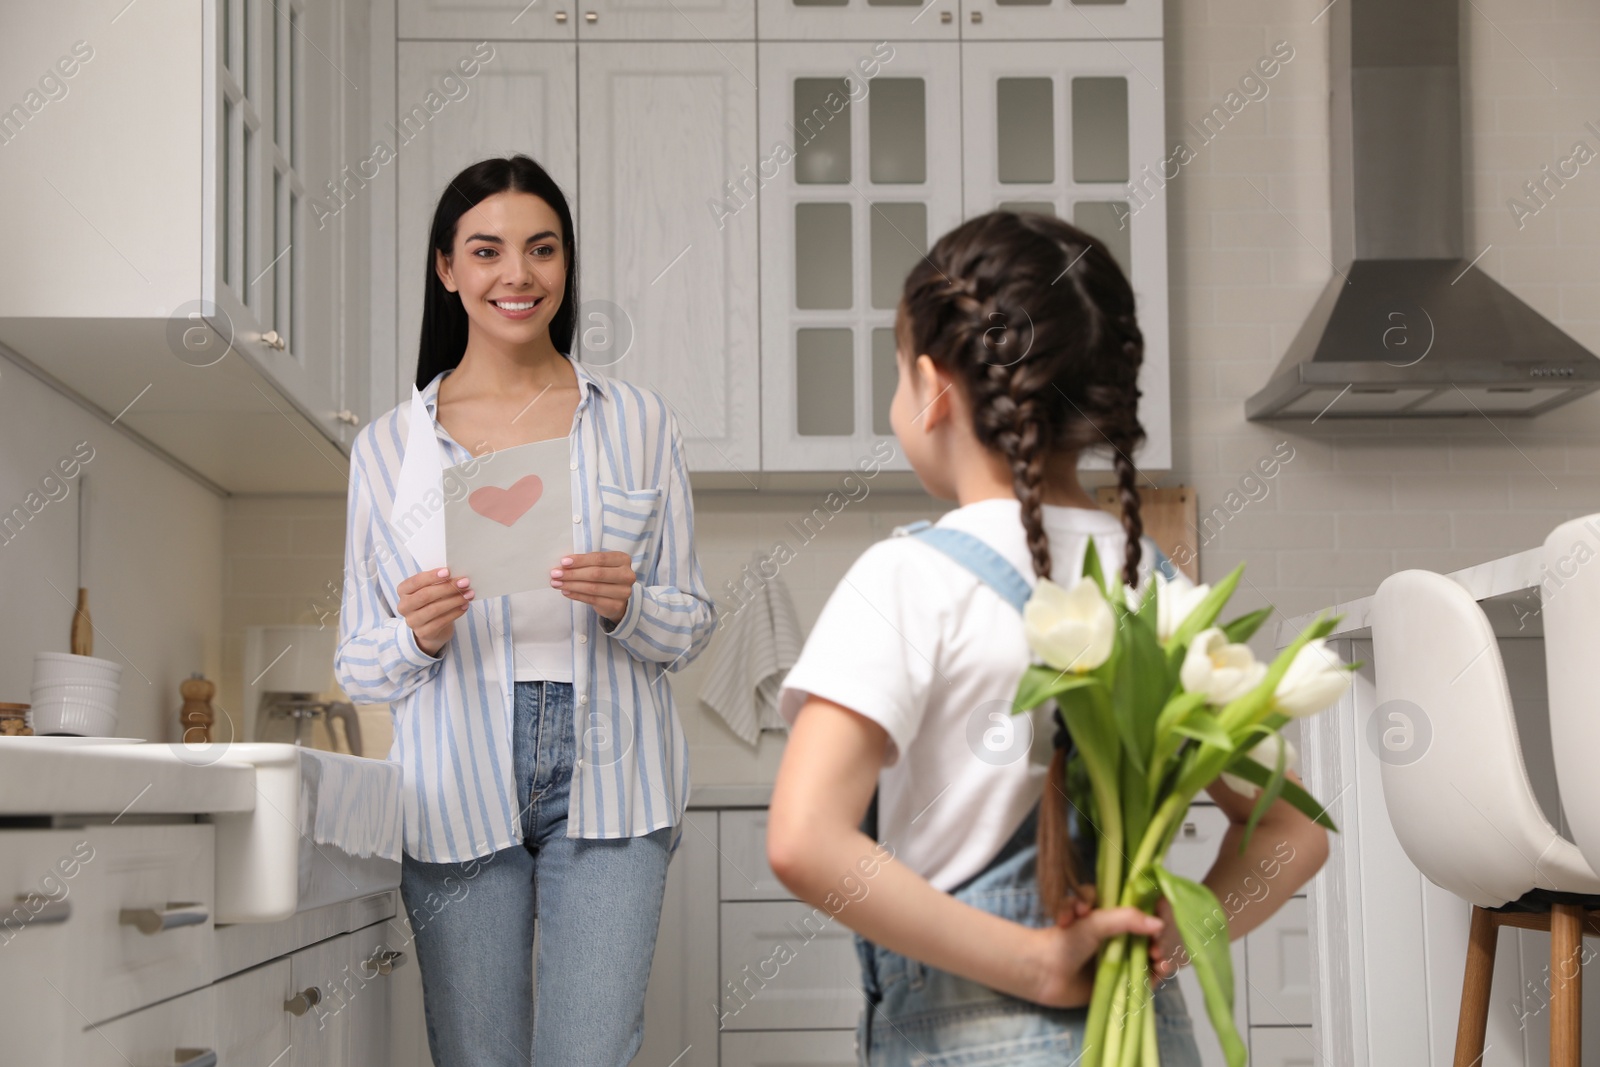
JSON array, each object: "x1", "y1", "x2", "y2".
[
  {"x1": 758, "y1": 0, "x2": 959, "y2": 41},
  {"x1": 759, "y1": 42, "x2": 961, "y2": 471},
  {"x1": 959, "y1": 0, "x2": 1161, "y2": 40},
  {"x1": 394, "y1": 43, "x2": 577, "y2": 407},
  {"x1": 579, "y1": 43, "x2": 759, "y2": 471},
  {"x1": 962, "y1": 40, "x2": 1170, "y2": 470}
]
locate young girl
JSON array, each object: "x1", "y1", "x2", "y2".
[
  {"x1": 334, "y1": 155, "x2": 716, "y2": 1067},
  {"x1": 768, "y1": 211, "x2": 1329, "y2": 1066}
]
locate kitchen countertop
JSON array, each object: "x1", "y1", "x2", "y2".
[
  {"x1": 0, "y1": 740, "x2": 257, "y2": 815},
  {"x1": 1275, "y1": 545, "x2": 1547, "y2": 647},
  {"x1": 688, "y1": 782, "x2": 773, "y2": 808}
]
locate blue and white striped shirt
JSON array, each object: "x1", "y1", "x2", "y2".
[{"x1": 333, "y1": 359, "x2": 717, "y2": 863}]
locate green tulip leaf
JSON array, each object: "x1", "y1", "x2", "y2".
[
  {"x1": 1153, "y1": 865, "x2": 1248, "y2": 1067},
  {"x1": 1240, "y1": 731, "x2": 1290, "y2": 852},
  {"x1": 1221, "y1": 606, "x2": 1273, "y2": 645},
  {"x1": 1012, "y1": 666, "x2": 1101, "y2": 716},
  {"x1": 1221, "y1": 754, "x2": 1338, "y2": 832},
  {"x1": 1082, "y1": 535, "x2": 1110, "y2": 600}
]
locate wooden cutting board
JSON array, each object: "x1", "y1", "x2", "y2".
[{"x1": 1095, "y1": 485, "x2": 1199, "y2": 582}]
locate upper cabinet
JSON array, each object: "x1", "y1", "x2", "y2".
[
  {"x1": 757, "y1": 0, "x2": 959, "y2": 41},
  {"x1": 959, "y1": 0, "x2": 1160, "y2": 40},
  {"x1": 397, "y1": 0, "x2": 753, "y2": 40},
  {"x1": 0, "y1": 0, "x2": 369, "y2": 491}
]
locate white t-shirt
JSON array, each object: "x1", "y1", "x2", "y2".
[
  {"x1": 778, "y1": 498, "x2": 1178, "y2": 892},
  {"x1": 508, "y1": 592, "x2": 574, "y2": 682}
]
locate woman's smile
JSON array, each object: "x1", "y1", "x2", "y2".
[{"x1": 489, "y1": 295, "x2": 545, "y2": 320}]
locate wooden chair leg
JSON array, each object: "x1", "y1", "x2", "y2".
[
  {"x1": 1454, "y1": 906, "x2": 1498, "y2": 1067},
  {"x1": 1551, "y1": 902, "x2": 1583, "y2": 1067}
]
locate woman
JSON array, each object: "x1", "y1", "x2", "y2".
[{"x1": 334, "y1": 154, "x2": 717, "y2": 1067}]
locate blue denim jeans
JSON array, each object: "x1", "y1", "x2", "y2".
[
  {"x1": 399, "y1": 680, "x2": 673, "y2": 1067},
  {"x1": 853, "y1": 806, "x2": 1202, "y2": 1066}
]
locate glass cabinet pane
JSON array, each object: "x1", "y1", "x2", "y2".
[
  {"x1": 241, "y1": 0, "x2": 251, "y2": 97},
  {"x1": 792, "y1": 0, "x2": 847, "y2": 6},
  {"x1": 794, "y1": 203, "x2": 853, "y2": 310},
  {"x1": 243, "y1": 123, "x2": 254, "y2": 305},
  {"x1": 998, "y1": 200, "x2": 1056, "y2": 216},
  {"x1": 223, "y1": 99, "x2": 234, "y2": 289},
  {"x1": 273, "y1": 170, "x2": 288, "y2": 337},
  {"x1": 274, "y1": 5, "x2": 286, "y2": 148},
  {"x1": 794, "y1": 78, "x2": 851, "y2": 184},
  {"x1": 1071, "y1": 76, "x2": 1128, "y2": 183},
  {"x1": 870, "y1": 202, "x2": 926, "y2": 310},
  {"x1": 1074, "y1": 0, "x2": 1127, "y2": 5},
  {"x1": 796, "y1": 329, "x2": 855, "y2": 436},
  {"x1": 290, "y1": 191, "x2": 301, "y2": 352},
  {"x1": 866, "y1": 0, "x2": 921, "y2": 8},
  {"x1": 290, "y1": 8, "x2": 300, "y2": 168},
  {"x1": 996, "y1": 78, "x2": 1054, "y2": 184},
  {"x1": 1073, "y1": 200, "x2": 1131, "y2": 273},
  {"x1": 997, "y1": 0, "x2": 1050, "y2": 6},
  {"x1": 869, "y1": 79, "x2": 926, "y2": 184},
  {"x1": 872, "y1": 328, "x2": 897, "y2": 435},
  {"x1": 223, "y1": 0, "x2": 234, "y2": 74}
]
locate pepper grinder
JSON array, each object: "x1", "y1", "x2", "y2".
[{"x1": 179, "y1": 673, "x2": 215, "y2": 744}]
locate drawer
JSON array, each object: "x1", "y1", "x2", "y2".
[
  {"x1": 722, "y1": 1029, "x2": 858, "y2": 1066},
  {"x1": 1245, "y1": 896, "x2": 1312, "y2": 1026},
  {"x1": 215, "y1": 957, "x2": 292, "y2": 1064},
  {"x1": 0, "y1": 825, "x2": 215, "y2": 1026},
  {"x1": 1163, "y1": 803, "x2": 1230, "y2": 884},
  {"x1": 1249, "y1": 1024, "x2": 1318, "y2": 1066},
  {"x1": 719, "y1": 808, "x2": 793, "y2": 901},
  {"x1": 719, "y1": 901, "x2": 861, "y2": 1030},
  {"x1": 69, "y1": 980, "x2": 217, "y2": 1067}
]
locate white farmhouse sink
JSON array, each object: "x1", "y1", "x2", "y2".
[{"x1": 211, "y1": 743, "x2": 403, "y2": 923}]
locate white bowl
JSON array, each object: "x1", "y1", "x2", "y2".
[
  {"x1": 31, "y1": 680, "x2": 121, "y2": 704},
  {"x1": 30, "y1": 700, "x2": 119, "y2": 737},
  {"x1": 32, "y1": 652, "x2": 123, "y2": 687}
]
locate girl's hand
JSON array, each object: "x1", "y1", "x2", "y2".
[
  {"x1": 396, "y1": 568, "x2": 474, "y2": 656},
  {"x1": 550, "y1": 552, "x2": 636, "y2": 622},
  {"x1": 1028, "y1": 903, "x2": 1165, "y2": 1009}
]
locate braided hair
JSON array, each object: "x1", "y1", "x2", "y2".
[{"x1": 898, "y1": 211, "x2": 1147, "y2": 919}]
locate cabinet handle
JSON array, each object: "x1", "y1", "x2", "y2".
[
  {"x1": 1181, "y1": 821, "x2": 1197, "y2": 838},
  {"x1": 360, "y1": 947, "x2": 408, "y2": 978},
  {"x1": 284, "y1": 986, "x2": 323, "y2": 1016},
  {"x1": 555, "y1": 10, "x2": 567, "y2": 21},
  {"x1": 970, "y1": 9, "x2": 982, "y2": 21},
  {"x1": 584, "y1": 10, "x2": 597, "y2": 20},
  {"x1": 173, "y1": 1050, "x2": 219, "y2": 1067},
  {"x1": 940, "y1": 9, "x2": 951, "y2": 21},
  {"x1": 260, "y1": 330, "x2": 287, "y2": 351},
  {"x1": 334, "y1": 409, "x2": 361, "y2": 426},
  {"x1": 11, "y1": 894, "x2": 70, "y2": 926},
  {"x1": 119, "y1": 903, "x2": 208, "y2": 935}
]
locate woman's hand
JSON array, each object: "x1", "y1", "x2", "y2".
[
  {"x1": 397, "y1": 568, "x2": 474, "y2": 656},
  {"x1": 550, "y1": 552, "x2": 636, "y2": 622},
  {"x1": 1149, "y1": 896, "x2": 1183, "y2": 983},
  {"x1": 1027, "y1": 894, "x2": 1165, "y2": 1009}
]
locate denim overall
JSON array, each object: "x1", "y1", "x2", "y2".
[{"x1": 853, "y1": 522, "x2": 1201, "y2": 1067}]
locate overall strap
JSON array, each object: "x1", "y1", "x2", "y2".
[
  {"x1": 892, "y1": 520, "x2": 1032, "y2": 615},
  {"x1": 1142, "y1": 535, "x2": 1179, "y2": 582}
]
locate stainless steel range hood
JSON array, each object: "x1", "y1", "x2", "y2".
[{"x1": 1245, "y1": 0, "x2": 1600, "y2": 420}]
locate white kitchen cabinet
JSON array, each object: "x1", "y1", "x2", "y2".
[
  {"x1": 717, "y1": 807, "x2": 794, "y2": 900},
  {"x1": 1246, "y1": 895, "x2": 1312, "y2": 1027},
  {"x1": 719, "y1": 901, "x2": 862, "y2": 1030},
  {"x1": 578, "y1": 43, "x2": 760, "y2": 471},
  {"x1": 393, "y1": 41, "x2": 578, "y2": 407},
  {"x1": 581, "y1": 0, "x2": 756, "y2": 41},
  {"x1": 216, "y1": 958, "x2": 294, "y2": 1067},
  {"x1": 399, "y1": 0, "x2": 576, "y2": 40},
  {"x1": 961, "y1": 39, "x2": 1171, "y2": 470},
  {"x1": 1248, "y1": 1026, "x2": 1319, "y2": 1067},
  {"x1": 958, "y1": 0, "x2": 1161, "y2": 40},
  {"x1": 70, "y1": 981, "x2": 218, "y2": 1067},
  {"x1": 756, "y1": 0, "x2": 959, "y2": 41},
  {"x1": 759, "y1": 41, "x2": 960, "y2": 471},
  {"x1": 0, "y1": 0, "x2": 367, "y2": 491},
  {"x1": 721, "y1": 1029, "x2": 858, "y2": 1065},
  {"x1": 638, "y1": 811, "x2": 721, "y2": 1067},
  {"x1": 289, "y1": 930, "x2": 355, "y2": 1067}
]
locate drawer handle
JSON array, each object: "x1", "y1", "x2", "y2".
[
  {"x1": 1181, "y1": 821, "x2": 1197, "y2": 838},
  {"x1": 360, "y1": 947, "x2": 408, "y2": 978},
  {"x1": 284, "y1": 986, "x2": 323, "y2": 1016},
  {"x1": 119, "y1": 903, "x2": 208, "y2": 935},
  {"x1": 174, "y1": 1050, "x2": 218, "y2": 1067},
  {"x1": 11, "y1": 894, "x2": 71, "y2": 926}
]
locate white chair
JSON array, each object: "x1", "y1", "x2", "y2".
[
  {"x1": 1546, "y1": 513, "x2": 1600, "y2": 867},
  {"x1": 1372, "y1": 568, "x2": 1600, "y2": 1067}
]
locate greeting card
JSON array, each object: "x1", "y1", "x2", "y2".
[{"x1": 441, "y1": 436, "x2": 574, "y2": 601}]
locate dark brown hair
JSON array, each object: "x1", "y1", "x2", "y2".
[
  {"x1": 415, "y1": 154, "x2": 578, "y2": 390},
  {"x1": 898, "y1": 210, "x2": 1146, "y2": 918}
]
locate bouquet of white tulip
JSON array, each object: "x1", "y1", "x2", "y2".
[{"x1": 1015, "y1": 543, "x2": 1351, "y2": 1066}]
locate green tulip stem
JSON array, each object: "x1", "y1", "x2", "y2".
[
  {"x1": 1117, "y1": 941, "x2": 1150, "y2": 1067},
  {"x1": 1084, "y1": 931, "x2": 1130, "y2": 1063}
]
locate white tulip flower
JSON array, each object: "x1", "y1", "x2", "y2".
[
  {"x1": 1157, "y1": 578, "x2": 1213, "y2": 643},
  {"x1": 1274, "y1": 638, "x2": 1351, "y2": 718},
  {"x1": 1221, "y1": 733, "x2": 1298, "y2": 798},
  {"x1": 1180, "y1": 628, "x2": 1267, "y2": 706},
  {"x1": 1024, "y1": 576, "x2": 1116, "y2": 674}
]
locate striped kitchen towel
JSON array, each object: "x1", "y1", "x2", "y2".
[{"x1": 699, "y1": 554, "x2": 805, "y2": 746}]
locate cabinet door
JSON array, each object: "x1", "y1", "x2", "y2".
[
  {"x1": 638, "y1": 811, "x2": 720, "y2": 1067},
  {"x1": 399, "y1": 0, "x2": 576, "y2": 41},
  {"x1": 1248, "y1": 1026, "x2": 1319, "y2": 1067},
  {"x1": 758, "y1": 0, "x2": 957, "y2": 41},
  {"x1": 289, "y1": 932, "x2": 354, "y2": 1067},
  {"x1": 580, "y1": 0, "x2": 754, "y2": 40},
  {"x1": 578, "y1": 43, "x2": 759, "y2": 471},
  {"x1": 212, "y1": 0, "x2": 345, "y2": 434},
  {"x1": 345, "y1": 924, "x2": 399, "y2": 1067},
  {"x1": 958, "y1": 0, "x2": 1160, "y2": 40},
  {"x1": 719, "y1": 901, "x2": 861, "y2": 1030},
  {"x1": 718, "y1": 808, "x2": 793, "y2": 901},
  {"x1": 759, "y1": 42, "x2": 960, "y2": 471},
  {"x1": 69, "y1": 982, "x2": 217, "y2": 1067},
  {"x1": 394, "y1": 42, "x2": 577, "y2": 407},
  {"x1": 216, "y1": 958, "x2": 293, "y2": 1067},
  {"x1": 961, "y1": 40, "x2": 1170, "y2": 470},
  {"x1": 722, "y1": 1029, "x2": 858, "y2": 1065},
  {"x1": 1245, "y1": 896, "x2": 1312, "y2": 1026}
]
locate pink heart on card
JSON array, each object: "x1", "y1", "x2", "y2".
[{"x1": 468, "y1": 475, "x2": 544, "y2": 527}]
